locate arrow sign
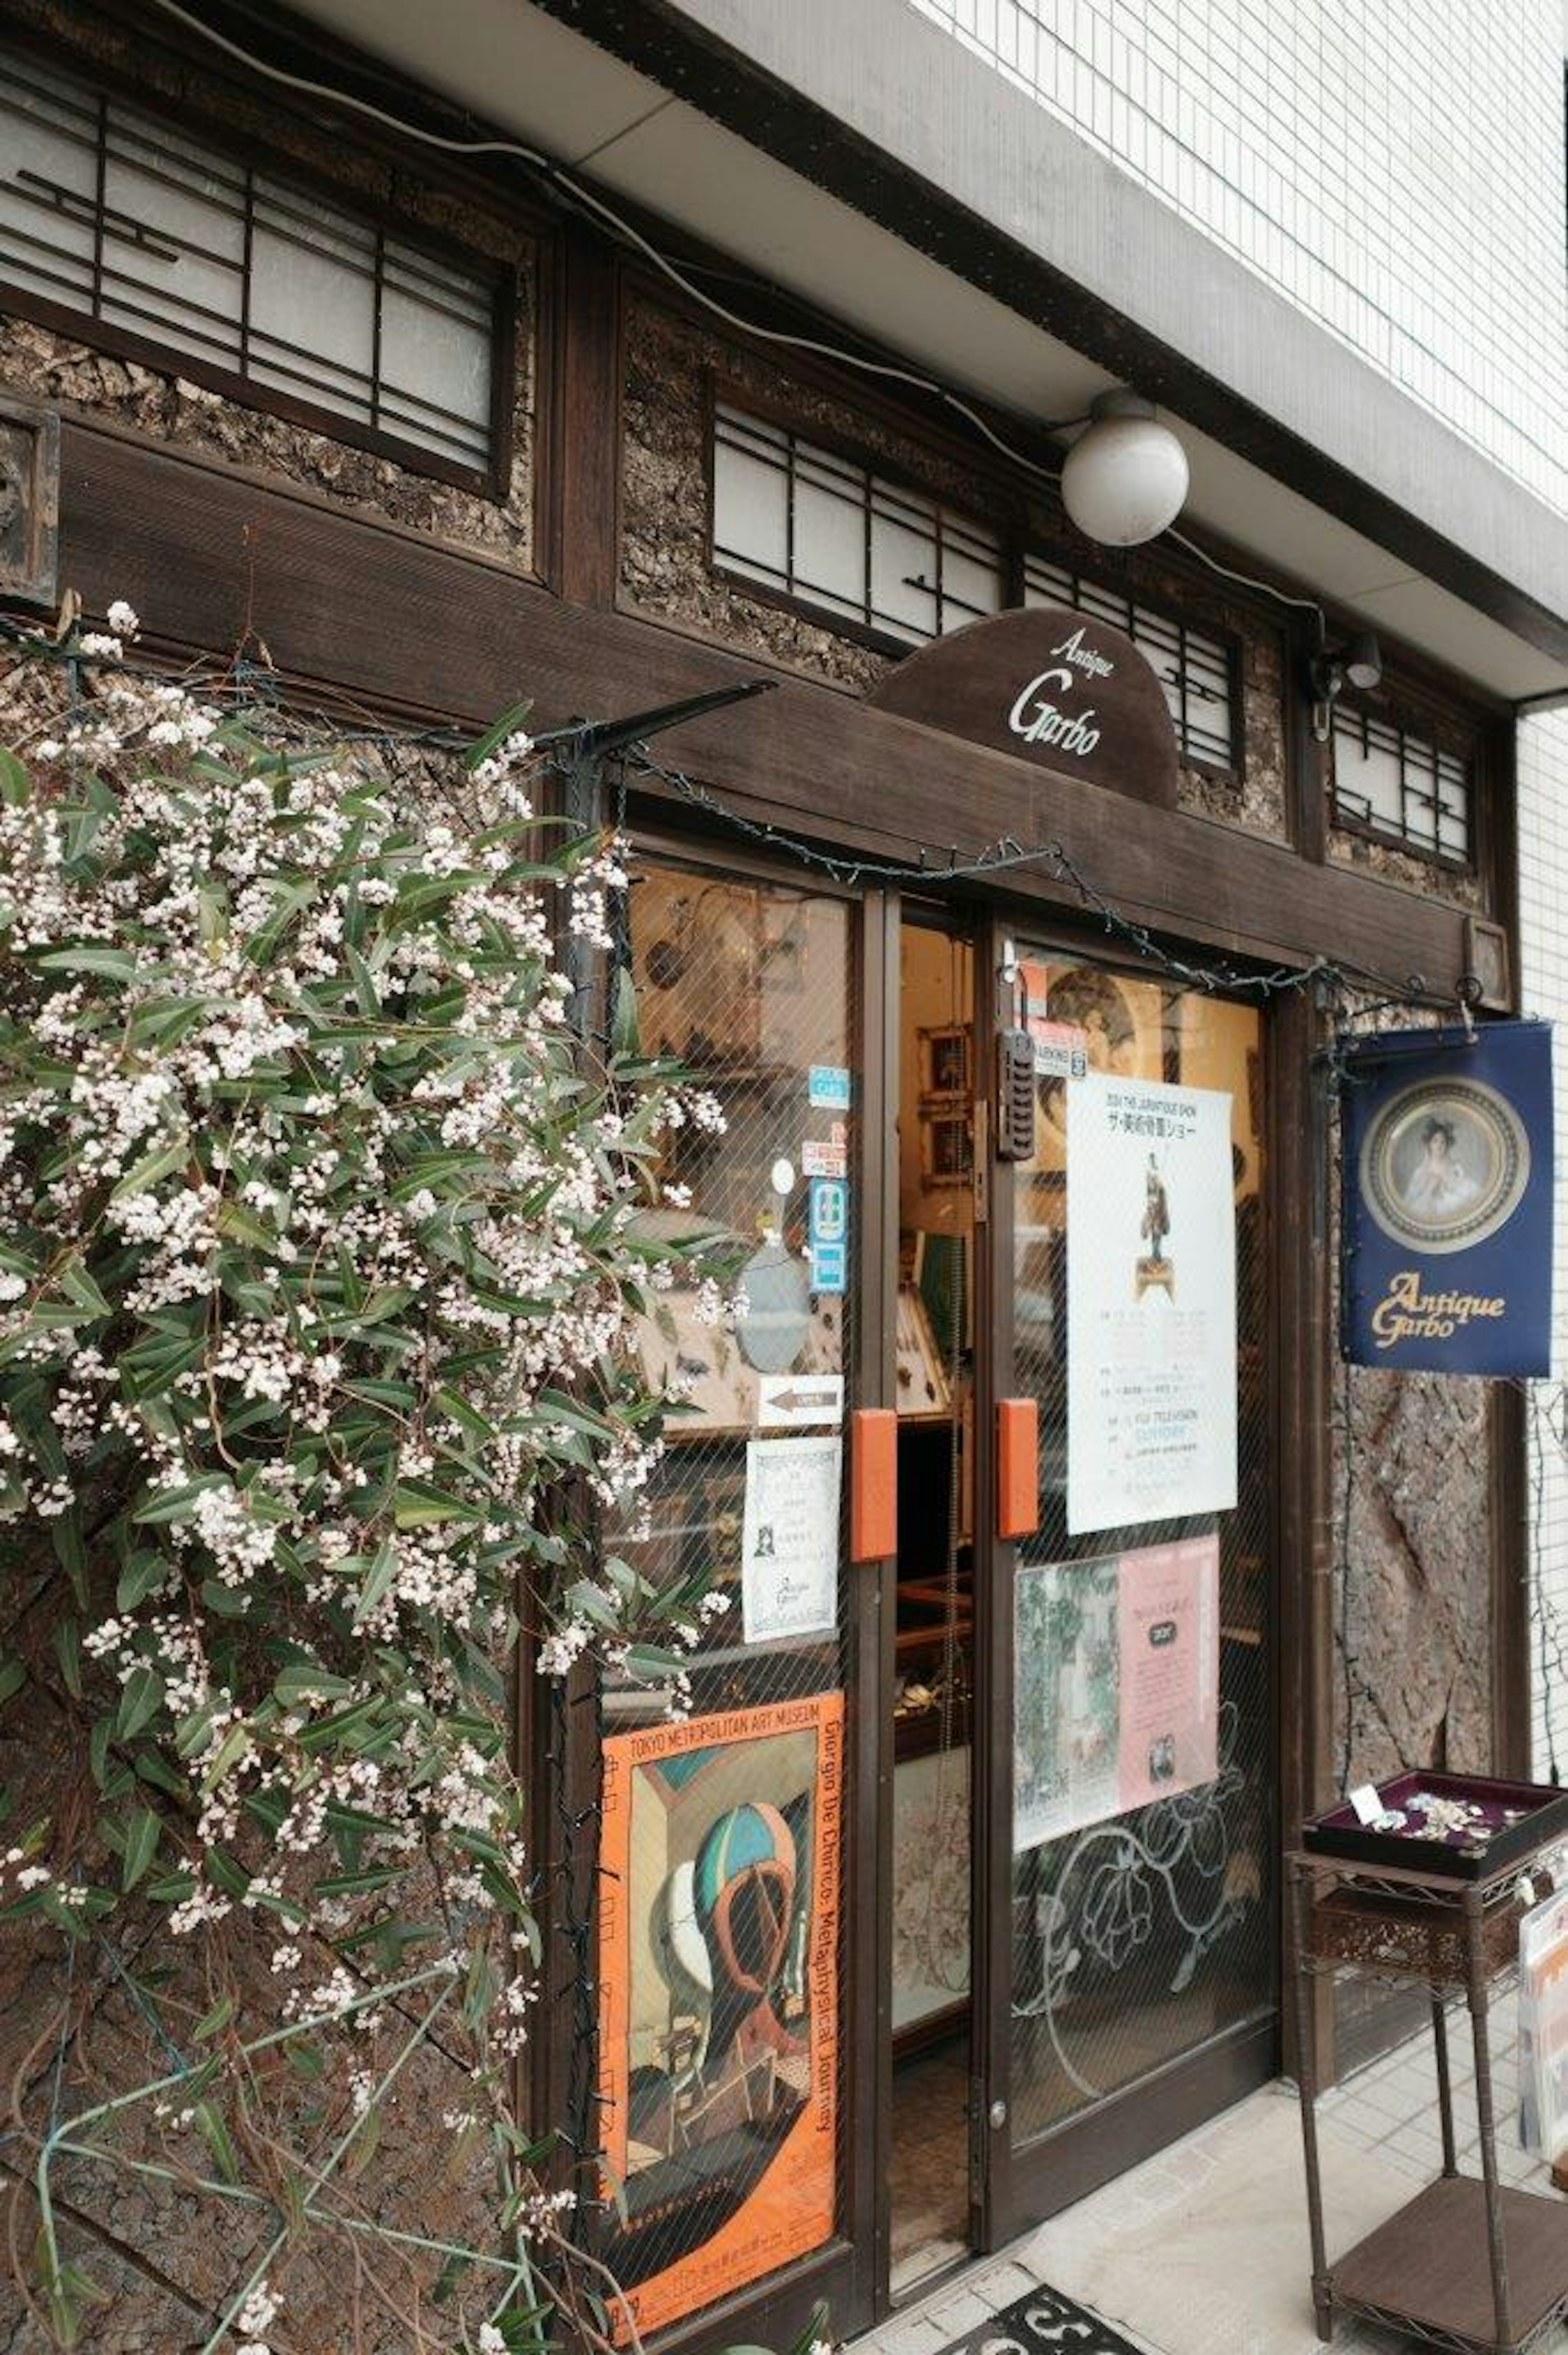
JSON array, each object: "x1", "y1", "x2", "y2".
[{"x1": 757, "y1": 1374, "x2": 845, "y2": 1430}]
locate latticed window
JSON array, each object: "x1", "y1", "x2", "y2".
[
  {"x1": 0, "y1": 45, "x2": 502, "y2": 484},
  {"x1": 1024, "y1": 553, "x2": 1238, "y2": 772},
  {"x1": 712, "y1": 399, "x2": 1005, "y2": 647},
  {"x1": 1330, "y1": 704, "x2": 1471, "y2": 865}
]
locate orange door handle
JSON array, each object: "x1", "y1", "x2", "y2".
[
  {"x1": 850, "y1": 1408, "x2": 898, "y2": 1562},
  {"x1": 997, "y1": 1397, "x2": 1040, "y2": 1539}
]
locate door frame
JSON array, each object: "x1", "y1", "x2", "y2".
[
  {"x1": 558, "y1": 821, "x2": 898, "y2": 2355},
  {"x1": 970, "y1": 908, "x2": 1286, "y2": 2251}
]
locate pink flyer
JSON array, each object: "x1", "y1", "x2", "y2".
[{"x1": 1115, "y1": 1534, "x2": 1219, "y2": 1812}]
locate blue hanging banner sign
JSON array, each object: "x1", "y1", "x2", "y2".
[{"x1": 1341, "y1": 1018, "x2": 1554, "y2": 1375}]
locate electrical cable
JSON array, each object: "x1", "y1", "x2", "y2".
[{"x1": 140, "y1": 0, "x2": 1329, "y2": 634}]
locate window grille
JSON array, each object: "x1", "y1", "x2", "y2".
[
  {"x1": 712, "y1": 400, "x2": 1004, "y2": 646},
  {"x1": 1330, "y1": 703, "x2": 1471, "y2": 865},
  {"x1": 1024, "y1": 553, "x2": 1237, "y2": 772},
  {"x1": 0, "y1": 46, "x2": 499, "y2": 482}
]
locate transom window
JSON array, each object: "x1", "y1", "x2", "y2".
[
  {"x1": 0, "y1": 45, "x2": 501, "y2": 484},
  {"x1": 1330, "y1": 704, "x2": 1471, "y2": 865},
  {"x1": 1024, "y1": 553, "x2": 1237, "y2": 772},
  {"x1": 712, "y1": 399, "x2": 1004, "y2": 646}
]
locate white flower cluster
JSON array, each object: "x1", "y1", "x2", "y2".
[{"x1": 0, "y1": 619, "x2": 743, "y2": 2314}]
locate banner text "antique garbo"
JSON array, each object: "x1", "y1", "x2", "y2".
[
  {"x1": 1007, "y1": 627, "x2": 1112, "y2": 757},
  {"x1": 1370, "y1": 1269, "x2": 1507, "y2": 1347}
]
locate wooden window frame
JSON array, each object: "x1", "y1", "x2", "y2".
[
  {"x1": 0, "y1": 25, "x2": 519, "y2": 500},
  {"x1": 1327, "y1": 678, "x2": 1483, "y2": 879},
  {"x1": 704, "y1": 370, "x2": 1017, "y2": 662},
  {"x1": 1020, "y1": 544, "x2": 1246, "y2": 783},
  {"x1": 699, "y1": 372, "x2": 1248, "y2": 784}
]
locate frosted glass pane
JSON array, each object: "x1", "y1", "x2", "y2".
[
  {"x1": 942, "y1": 544, "x2": 1003, "y2": 622},
  {"x1": 794, "y1": 476, "x2": 866, "y2": 614},
  {"x1": 0, "y1": 64, "x2": 96, "y2": 303},
  {"x1": 713, "y1": 435, "x2": 788, "y2": 579},
  {"x1": 871, "y1": 506, "x2": 939, "y2": 638},
  {"x1": 1357, "y1": 742, "x2": 1405, "y2": 830},
  {"x1": 250, "y1": 182, "x2": 376, "y2": 391},
  {"x1": 1024, "y1": 560, "x2": 1074, "y2": 606},
  {"x1": 102, "y1": 121, "x2": 244, "y2": 355},
  {"x1": 381, "y1": 285, "x2": 490, "y2": 448}
]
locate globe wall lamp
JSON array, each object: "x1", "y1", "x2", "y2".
[{"x1": 1059, "y1": 390, "x2": 1191, "y2": 547}]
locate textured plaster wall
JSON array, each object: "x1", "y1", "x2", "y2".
[
  {"x1": 0, "y1": 0, "x2": 537, "y2": 570},
  {"x1": 1334, "y1": 1366, "x2": 1494, "y2": 1784},
  {"x1": 619, "y1": 293, "x2": 1290, "y2": 837}
]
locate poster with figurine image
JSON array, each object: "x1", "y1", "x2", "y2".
[{"x1": 1066, "y1": 1071, "x2": 1238, "y2": 1537}]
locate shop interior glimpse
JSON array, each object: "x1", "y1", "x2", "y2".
[{"x1": 889, "y1": 917, "x2": 976, "y2": 2294}]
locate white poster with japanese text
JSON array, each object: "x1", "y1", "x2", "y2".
[
  {"x1": 741, "y1": 1434, "x2": 842, "y2": 1644},
  {"x1": 1066, "y1": 1070, "x2": 1237, "y2": 1537}
]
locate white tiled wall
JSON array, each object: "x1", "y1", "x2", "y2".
[
  {"x1": 1518, "y1": 711, "x2": 1568, "y2": 1780},
  {"x1": 909, "y1": 0, "x2": 1568, "y2": 518}
]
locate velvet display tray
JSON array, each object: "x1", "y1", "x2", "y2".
[{"x1": 1302, "y1": 1770, "x2": 1568, "y2": 1882}]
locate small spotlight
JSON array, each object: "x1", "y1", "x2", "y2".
[{"x1": 1309, "y1": 630, "x2": 1384, "y2": 740}]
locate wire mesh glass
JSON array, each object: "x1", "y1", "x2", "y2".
[
  {"x1": 1006, "y1": 951, "x2": 1273, "y2": 2146},
  {"x1": 597, "y1": 852, "x2": 855, "y2": 2337}
]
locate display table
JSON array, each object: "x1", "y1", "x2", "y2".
[{"x1": 1289, "y1": 1818, "x2": 1568, "y2": 2355}]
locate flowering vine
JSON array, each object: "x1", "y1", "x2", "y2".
[{"x1": 0, "y1": 611, "x2": 793, "y2": 2353}]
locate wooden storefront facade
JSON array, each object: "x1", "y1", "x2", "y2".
[{"x1": 0, "y1": 7, "x2": 1531, "y2": 2348}]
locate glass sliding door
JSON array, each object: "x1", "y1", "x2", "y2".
[
  {"x1": 982, "y1": 945, "x2": 1276, "y2": 2235},
  {"x1": 594, "y1": 847, "x2": 876, "y2": 2348}
]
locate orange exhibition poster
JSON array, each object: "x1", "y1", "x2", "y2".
[{"x1": 597, "y1": 1691, "x2": 845, "y2": 2338}]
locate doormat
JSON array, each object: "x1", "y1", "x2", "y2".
[{"x1": 930, "y1": 2281, "x2": 1147, "y2": 2355}]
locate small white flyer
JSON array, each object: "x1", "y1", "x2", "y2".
[{"x1": 742, "y1": 1434, "x2": 842, "y2": 1644}]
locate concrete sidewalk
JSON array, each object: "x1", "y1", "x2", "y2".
[{"x1": 860, "y1": 2004, "x2": 1565, "y2": 2355}]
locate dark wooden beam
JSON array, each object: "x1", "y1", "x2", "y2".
[
  {"x1": 540, "y1": 223, "x2": 624, "y2": 606},
  {"x1": 52, "y1": 415, "x2": 1469, "y2": 994}
]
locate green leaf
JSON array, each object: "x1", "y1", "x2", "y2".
[
  {"x1": 610, "y1": 965, "x2": 641, "y2": 1057},
  {"x1": 193, "y1": 2098, "x2": 241, "y2": 2186},
  {"x1": 393, "y1": 1480, "x2": 483, "y2": 1531},
  {"x1": 54, "y1": 1257, "x2": 112, "y2": 1318},
  {"x1": 274, "y1": 1661, "x2": 355, "y2": 1707},
  {"x1": 120, "y1": 1806, "x2": 160, "y2": 1891},
  {"x1": 115, "y1": 1666, "x2": 165, "y2": 1742},
  {"x1": 33, "y1": 946, "x2": 141, "y2": 981},
  {"x1": 0, "y1": 1659, "x2": 26, "y2": 1709},
  {"x1": 0, "y1": 745, "x2": 30, "y2": 806},
  {"x1": 310, "y1": 1864, "x2": 405, "y2": 1898},
  {"x1": 194, "y1": 1994, "x2": 235, "y2": 2041},
  {"x1": 109, "y1": 1137, "x2": 191, "y2": 1202},
  {"x1": 199, "y1": 1718, "x2": 252, "y2": 1795},
  {"x1": 53, "y1": 1619, "x2": 82, "y2": 1699},
  {"x1": 117, "y1": 1551, "x2": 171, "y2": 1612},
  {"x1": 462, "y1": 699, "x2": 532, "y2": 772},
  {"x1": 352, "y1": 1537, "x2": 399, "y2": 1627}
]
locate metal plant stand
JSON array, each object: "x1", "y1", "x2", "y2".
[{"x1": 1288, "y1": 1843, "x2": 1568, "y2": 2354}]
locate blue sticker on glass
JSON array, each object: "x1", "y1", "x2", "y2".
[
  {"x1": 810, "y1": 1240, "x2": 848, "y2": 1295},
  {"x1": 808, "y1": 1176, "x2": 849, "y2": 1244},
  {"x1": 808, "y1": 1176, "x2": 849, "y2": 1294},
  {"x1": 808, "y1": 1064, "x2": 852, "y2": 1111}
]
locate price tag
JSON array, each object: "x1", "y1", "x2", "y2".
[{"x1": 1348, "y1": 1784, "x2": 1383, "y2": 1827}]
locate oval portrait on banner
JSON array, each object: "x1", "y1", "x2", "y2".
[{"x1": 1359, "y1": 1075, "x2": 1531, "y2": 1254}]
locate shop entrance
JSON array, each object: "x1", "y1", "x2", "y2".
[{"x1": 592, "y1": 844, "x2": 1280, "y2": 2350}]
